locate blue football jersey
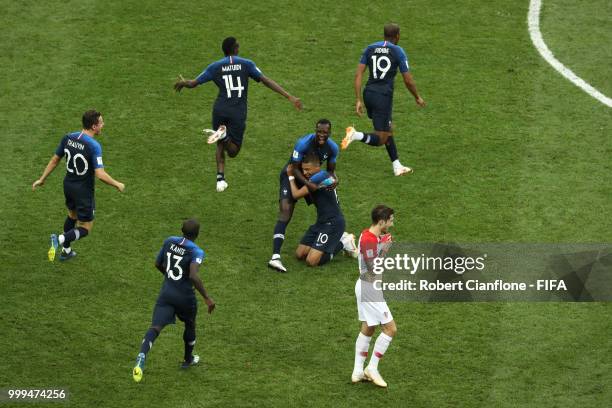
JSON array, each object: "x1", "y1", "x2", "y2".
[
  {"x1": 289, "y1": 134, "x2": 339, "y2": 166},
  {"x1": 196, "y1": 56, "x2": 263, "y2": 113},
  {"x1": 360, "y1": 41, "x2": 410, "y2": 95},
  {"x1": 54, "y1": 131, "x2": 104, "y2": 190},
  {"x1": 156, "y1": 236, "x2": 205, "y2": 294}
]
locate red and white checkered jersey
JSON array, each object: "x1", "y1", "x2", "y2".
[{"x1": 358, "y1": 229, "x2": 382, "y2": 275}]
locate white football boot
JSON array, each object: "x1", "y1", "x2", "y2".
[
  {"x1": 268, "y1": 257, "x2": 287, "y2": 273},
  {"x1": 364, "y1": 367, "x2": 388, "y2": 388},
  {"x1": 341, "y1": 232, "x2": 358, "y2": 258},
  {"x1": 216, "y1": 180, "x2": 228, "y2": 192},
  {"x1": 393, "y1": 161, "x2": 413, "y2": 176},
  {"x1": 351, "y1": 371, "x2": 366, "y2": 383},
  {"x1": 204, "y1": 125, "x2": 227, "y2": 144}
]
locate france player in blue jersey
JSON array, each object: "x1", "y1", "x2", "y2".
[
  {"x1": 285, "y1": 152, "x2": 357, "y2": 267},
  {"x1": 342, "y1": 23, "x2": 426, "y2": 176},
  {"x1": 133, "y1": 219, "x2": 216, "y2": 383},
  {"x1": 32, "y1": 110, "x2": 125, "y2": 261},
  {"x1": 268, "y1": 119, "x2": 340, "y2": 273},
  {"x1": 174, "y1": 37, "x2": 303, "y2": 192}
]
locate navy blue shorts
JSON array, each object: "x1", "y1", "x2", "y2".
[
  {"x1": 63, "y1": 181, "x2": 95, "y2": 222},
  {"x1": 213, "y1": 110, "x2": 246, "y2": 146},
  {"x1": 300, "y1": 217, "x2": 345, "y2": 254},
  {"x1": 364, "y1": 89, "x2": 393, "y2": 132},
  {"x1": 151, "y1": 292, "x2": 197, "y2": 327}
]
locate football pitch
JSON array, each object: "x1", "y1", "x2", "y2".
[{"x1": 2, "y1": 0, "x2": 611, "y2": 407}]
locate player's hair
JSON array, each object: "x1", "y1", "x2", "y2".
[
  {"x1": 303, "y1": 151, "x2": 321, "y2": 166},
  {"x1": 82, "y1": 110, "x2": 102, "y2": 130},
  {"x1": 222, "y1": 37, "x2": 239, "y2": 56},
  {"x1": 383, "y1": 23, "x2": 400, "y2": 39},
  {"x1": 371, "y1": 205, "x2": 394, "y2": 224},
  {"x1": 316, "y1": 118, "x2": 332, "y2": 129},
  {"x1": 182, "y1": 218, "x2": 200, "y2": 240}
]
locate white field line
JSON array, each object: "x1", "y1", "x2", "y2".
[{"x1": 528, "y1": 0, "x2": 612, "y2": 107}]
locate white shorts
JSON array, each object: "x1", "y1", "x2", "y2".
[{"x1": 355, "y1": 279, "x2": 393, "y2": 327}]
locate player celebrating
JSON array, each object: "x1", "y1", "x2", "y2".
[
  {"x1": 286, "y1": 152, "x2": 356, "y2": 267},
  {"x1": 32, "y1": 110, "x2": 125, "y2": 261},
  {"x1": 342, "y1": 23, "x2": 425, "y2": 176},
  {"x1": 132, "y1": 219, "x2": 215, "y2": 383},
  {"x1": 174, "y1": 36, "x2": 303, "y2": 192},
  {"x1": 268, "y1": 119, "x2": 339, "y2": 273},
  {"x1": 352, "y1": 205, "x2": 396, "y2": 388}
]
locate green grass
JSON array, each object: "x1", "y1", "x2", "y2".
[{"x1": 1, "y1": 0, "x2": 611, "y2": 407}]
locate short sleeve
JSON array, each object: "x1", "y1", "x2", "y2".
[
  {"x1": 246, "y1": 60, "x2": 263, "y2": 82},
  {"x1": 54, "y1": 135, "x2": 68, "y2": 157},
  {"x1": 196, "y1": 63, "x2": 215, "y2": 84},
  {"x1": 91, "y1": 141, "x2": 104, "y2": 169},
  {"x1": 360, "y1": 234, "x2": 379, "y2": 262},
  {"x1": 290, "y1": 136, "x2": 310, "y2": 163},
  {"x1": 397, "y1": 47, "x2": 410, "y2": 73},
  {"x1": 359, "y1": 46, "x2": 369, "y2": 64},
  {"x1": 156, "y1": 240, "x2": 168, "y2": 265},
  {"x1": 192, "y1": 248, "x2": 206, "y2": 264},
  {"x1": 327, "y1": 140, "x2": 339, "y2": 164}
]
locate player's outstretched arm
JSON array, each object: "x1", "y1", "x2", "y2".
[
  {"x1": 354, "y1": 64, "x2": 367, "y2": 116},
  {"x1": 259, "y1": 76, "x2": 303, "y2": 110},
  {"x1": 94, "y1": 168, "x2": 125, "y2": 192},
  {"x1": 401, "y1": 72, "x2": 425, "y2": 107},
  {"x1": 189, "y1": 263, "x2": 215, "y2": 314},
  {"x1": 32, "y1": 155, "x2": 61, "y2": 190},
  {"x1": 173, "y1": 75, "x2": 200, "y2": 92}
]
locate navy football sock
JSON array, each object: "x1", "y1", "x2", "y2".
[
  {"x1": 63, "y1": 217, "x2": 77, "y2": 248},
  {"x1": 385, "y1": 137, "x2": 399, "y2": 162},
  {"x1": 272, "y1": 221, "x2": 289, "y2": 256},
  {"x1": 216, "y1": 172, "x2": 225, "y2": 181},
  {"x1": 361, "y1": 133, "x2": 380, "y2": 146},
  {"x1": 139, "y1": 328, "x2": 160, "y2": 356},
  {"x1": 319, "y1": 252, "x2": 333, "y2": 266},
  {"x1": 61, "y1": 227, "x2": 89, "y2": 246},
  {"x1": 183, "y1": 325, "x2": 196, "y2": 362}
]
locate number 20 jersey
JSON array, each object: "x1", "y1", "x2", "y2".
[
  {"x1": 156, "y1": 236, "x2": 205, "y2": 295},
  {"x1": 54, "y1": 131, "x2": 104, "y2": 192},
  {"x1": 360, "y1": 40, "x2": 410, "y2": 95},
  {"x1": 196, "y1": 55, "x2": 263, "y2": 116}
]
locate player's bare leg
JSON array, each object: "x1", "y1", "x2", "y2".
[
  {"x1": 269, "y1": 199, "x2": 295, "y2": 273},
  {"x1": 295, "y1": 244, "x2": 311, "y2": 260},
  {"x1": 342, "y1": 127, "x2": 412, "y2": 176},
  {"x1": 305, "y1": 248, "x2": 325, "y2": 266},
  {"x1": 352, "y1": 323, "x2": 375, "y2": 383},
  {"x1": 364, "y1": 320, "x2": 396, "y2": 388}
]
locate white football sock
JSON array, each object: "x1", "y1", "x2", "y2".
[
  {"x1": 58, "y1": 234, "x2": 65, "y2": 245},
  {"x1": 353, "y1": 332, "x2": 372, "y2": 374},
  {"x1": 367, "y1": 332, "x2": 392, "y2": 371},
  {"x1": 63, "y1": 247, "x2": 72, "y2": 254},
  {"x1": 392, "y1": 159, "x2": 401, "y2": 168},
  {"x1": 272, "y1": 254, "x2": 281, "y2": 260},
  {"x1": 353, "y1": 131, "x2": 365, "y2": 141}
]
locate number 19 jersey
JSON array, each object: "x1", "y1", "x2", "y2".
[
  {"x1": 196, "y1": 55, "x2": 263, "y2": 115},
  {"x1": 360, "y1": 40, "x2": 410, "y2": 95},
  {"x1": 156, "y1": 236, "x2": 206, "y2": 296}
]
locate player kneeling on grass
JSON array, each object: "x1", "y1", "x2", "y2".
[
  {"x1": 132, "y1": 219, "x2": 215, "y2": 383},
  {"x1": 287, "y1": 152, "x2": 357, "y2": 266},
  {"x1": 352, "y1": 205, "x2": 396, "y2": 388}
]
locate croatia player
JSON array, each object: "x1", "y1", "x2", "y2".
[
  {"x1": 174, "y1": 37, "x2": 302, "y2": 192},
  {"x1": 342, "y1": 23, "x2": 425, "y2": 176},
  {"x1": 352, "y1": 205, "x2": 396, "y2": 388}
]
